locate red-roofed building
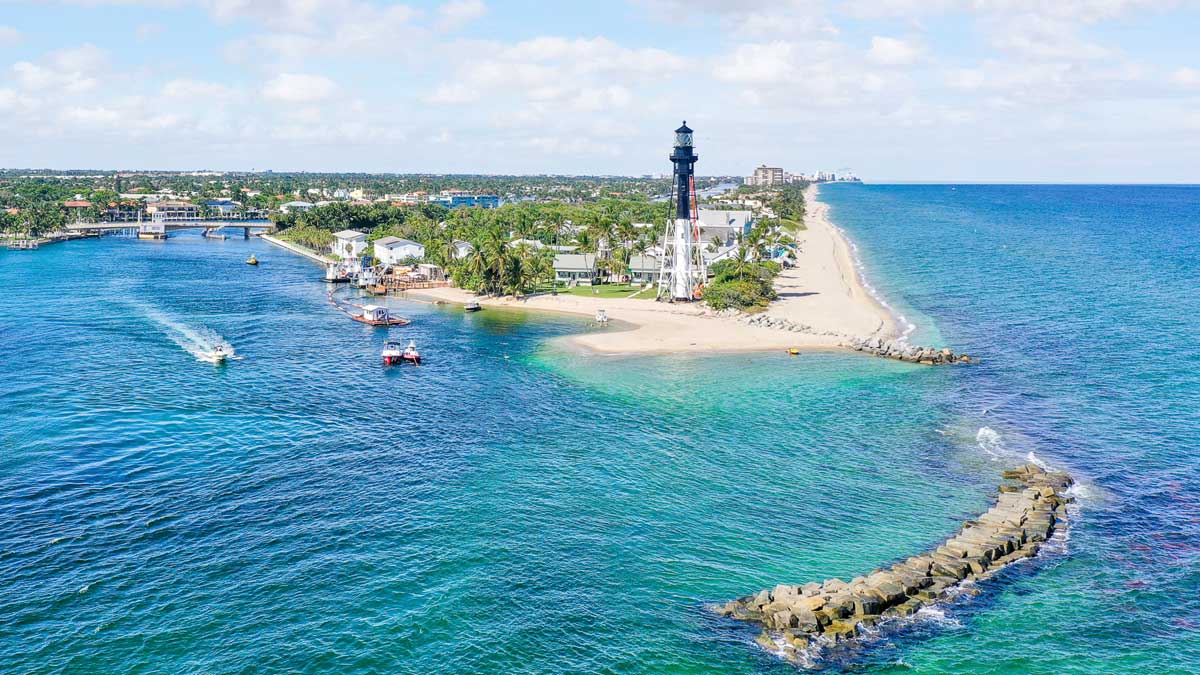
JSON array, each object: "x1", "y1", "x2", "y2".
[{"x1": 63, "y1": 200, "x2": 93, "y2": 209}]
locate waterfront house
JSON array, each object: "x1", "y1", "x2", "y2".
[
  {"x1": 374, "y1": 236, "x2": 425, "y2": 265},
  {"x1": 627, "y1": 255, "x2": 662, "y2": 285},
  {"x1": 452, "y1": 240, "x2": 474, "y2": 259},
  {"x1": 280, "y1": 200, "x2": 314, "y2": 214},
  {"x1": 553, "y1": 253, "x2": 598, "y2": 285},
  {"x1": 146, "y1": 201, "x2": 199, "y2": 222},
  {"x1": 697, "y1": 209, "x2": 754, "y2": 246},
  {"x1": 331, "y1": 229, "x2": 367, "y2": 260},
  {"x1": 203, "y1": 199, "x2": 239, "y2": 216}
]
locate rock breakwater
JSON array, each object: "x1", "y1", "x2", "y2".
[
  {"x1": 734, "y1": 312, "x2": 843, "y2": 337},
  {"x1": 845, "y1": 336, "x2": 972, "y2": 365},
  {"x1": 716, "y1": 464, "x2": 1074, "y2": 664}
]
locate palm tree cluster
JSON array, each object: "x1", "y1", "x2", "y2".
[{"x1": 274, "y1": 197, "x2": 674, "y2": 297}]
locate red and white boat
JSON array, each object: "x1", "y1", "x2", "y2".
[
  {"x1": 401, "y1": 340, "x2": 421, "y2": 364},
  {"x1": 382, "y1": 340, "x2": 420, "y2": 365},
  {"x1": 381, "y1": 340, "x2": 404, "y2": 365}
]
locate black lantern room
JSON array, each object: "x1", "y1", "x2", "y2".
[{"x1": 670, "y1": 121, "x2": 698, "y2": 221}]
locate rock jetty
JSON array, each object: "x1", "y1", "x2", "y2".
[
  {"x1": 844, "y1": 336, "x2": 972, "y2": 365},
  {"x1": 716, "y1": 465, "x2": 1074, "y2": 664},
  {"x1": 734, "y1": 312, "x2": 843, "y2": 338}
]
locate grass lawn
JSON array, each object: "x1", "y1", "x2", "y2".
[{"x1": 557, "y1": 283, "x2": 657, "y2": 300}]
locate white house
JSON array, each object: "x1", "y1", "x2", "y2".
[
  {"x1": 697, "y1": 209, "x2": 754, "y2": 246},
  {"x1": 553, "y1": 253, "x2": 600, "y2": 285},
  {"x1": 332, "y1": 229, "x2": 367, "y2": 260},
  {"x1": 280, "y1": 200, "x2": 314, "y2": 214},
  {"x1": 452, "y1": 240, "x2": 474, "y2": 259},
  {"x1": 374, "y1": 236, "x2": 425, "y2": 264}
]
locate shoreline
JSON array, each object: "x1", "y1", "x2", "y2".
[
  {"x1": 260, "y1": 233, "x2": 335, "y2": 264},
  {"x1": 402, "y1": 185, "x2": 901, "y2": 356}
]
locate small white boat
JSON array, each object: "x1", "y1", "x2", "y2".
[
  {"x1": 381, "y1": 340, "x2": 404, "y2": 365},
  {"x1": 464, "y1": 302, "x2": 482, "y2": 312},
  {"x1": 209, "y1": 345, "x2": 231, "y2": 363},
  {"x1": 595, "y1": 309, "x2": 608, "y2": 324},
  {"x1": 402, "y1": 340, "x2": 421, "y2": 364}
]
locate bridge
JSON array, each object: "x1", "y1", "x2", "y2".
[{"x1": 66, "y1": 219, "x2": 275, "y2": 239}]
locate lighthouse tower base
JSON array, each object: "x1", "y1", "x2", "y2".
[{"x1": 657, "y1": 217, "x2": 702, "y2": 301}]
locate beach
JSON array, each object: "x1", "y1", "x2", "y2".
[{"x1": 409, "y1": 184, "x2": 896, "y2": 355}]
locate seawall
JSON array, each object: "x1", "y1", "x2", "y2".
[
  {"x1": 716, "y1": 464, "x2": 1073, "y2": 663},
  {"x1": 260, "y1": 234, "x2": 334, "y2": 264}
]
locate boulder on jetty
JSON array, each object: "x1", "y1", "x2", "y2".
[
  {"x1": 715, "y1": 464, "x2": 1073, "y2": 664},
  {"x1": 844, "y1": 336, "x2": 972, "y2": 365}
]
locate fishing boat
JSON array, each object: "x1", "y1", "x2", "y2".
[
  {"x1": 352, "y1": 305, "x2": 411, "y2": 326},
  {"x1": 401, "y1": 340, "x2": 421, "y2": 364},
  {"x1": 381, "y1": 340, "x2": 404, "y2": 365},
  {"x1": 464, "y1": 302, "x2": 482, "y2": 312},
  {"x1": 246, "y1": 255, "x2": 259, "y2": 266}
]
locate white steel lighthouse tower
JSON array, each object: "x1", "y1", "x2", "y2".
[{"x1": 657, "y1": 122, "x2": 705, "y2": 301}]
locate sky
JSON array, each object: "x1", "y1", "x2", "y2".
[{"x1": 0, "y1": 0, "x2": 1198, "y2": 181}]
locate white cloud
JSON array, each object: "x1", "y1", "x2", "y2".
[
  {"x1": 437, "y1": 0, "x2": 487, "y2": 31},
  {"x1": 867, "y1": 36, "x2": 923, "y2": 66},
  {"x1": 162, "y1": 78, "x2": 235, "y2": 99},
  {"x1": 1172, "y1": 67, "x2": 1200, "y2": 88},
  {"x1": 425, "y1": 82, "x2": 479, "y2": 105},
  {"x1": 0, "y1": 25, "x2": 21, "y2": 47},
  {"x1": 261, "y1": 73, "x2": 338, "y2": 103},
  {"x1": 135, "y1": 22, "x2": 165, "y2": 40},
  {"x1": 11, "y1": 44, "x2": 109, "y2": 94}
]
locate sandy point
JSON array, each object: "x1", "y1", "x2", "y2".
[{"x1": 405, "y1": 184, "x2": 898, "y2": 356}]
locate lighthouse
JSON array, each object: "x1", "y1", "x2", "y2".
[{"x1": 657, "y1": 121, "x2": 704, "y2": 301}]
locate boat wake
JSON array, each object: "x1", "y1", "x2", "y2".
[{"x1": 130, "y1": 301, "x2": 238, "y2": 364}]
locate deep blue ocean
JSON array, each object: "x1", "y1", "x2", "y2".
[{"x1": 1, "y1": 184, "x2": 1197, "y2": 674}]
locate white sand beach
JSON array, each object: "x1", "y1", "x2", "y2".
[{"x1": 408, "y1": 185, "x2": 897, "y2": 355}]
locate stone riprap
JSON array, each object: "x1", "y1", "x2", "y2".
[
  {"x1": 844, "y1": 336, "x2": 972, "y2": 365},
  {"x1": 716, "y1": 465, "x2": 1073, "y2": 663},
  {"x1": 734, "y1": 312, "x2": 844, "y2": 338}
]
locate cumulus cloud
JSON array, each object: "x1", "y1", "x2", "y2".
[
  {"x1": 437, "y1": 0, "x2": 487, "y2": 30},
  {"x1": 261, "y1": 73, "x2": 338, "y2": 103},
  {"x1": 0, "y1": 25, "x2": 21, "y2": 47},
  {"x1": 867, "y1": 36, "x2": 923, "y2": 66},
  {"x1": 11, "y1": 44, "x2": 109, "y2": 94}
]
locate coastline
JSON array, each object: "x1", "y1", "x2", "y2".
[
  {"x1": 405, "y1": 184, "x2": 900, "y2": 356},
  {"x1": 260, "y1": 233, "x2": 335, "y2": 264}
]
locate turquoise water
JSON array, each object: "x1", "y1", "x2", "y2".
[{"x1": 1, "y1": 185, "x2": 1197, "y2": 674}]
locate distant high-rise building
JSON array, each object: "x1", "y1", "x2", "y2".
[{"x1": 746, "y1": 165, "x2": 784, "y2": 186}]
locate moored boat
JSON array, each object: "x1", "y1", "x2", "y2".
[
  {"x1": 464, "y1": 302, "x2": 482, "y2": 312},
  {"x1": 352, "y1": 305, "x2": 411, "y2": 326},
  {"x1": 381, "y1": 340, "x2": 404, "y2": 365},
  {"x1": 402, "y1": 340, "x2": 421, "y2": 364}
]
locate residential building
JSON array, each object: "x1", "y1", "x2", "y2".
[
  {"x1": 146, "y1": 201, "x2": 199, "y2": 221},
  {"x1": 627, "y1": 254, "x2": 662, "y2": 285},
  {"x1": 280, "y1": 201, "x2": 314, "y2": 213},
  {"x1": 374, "y1": 236, "x2": 425, "y2": 264},
  {"x1": 746, "y1": 165, "x2": 784, "y2": 186},
  {"x1": 331, "y1": 229, "x2": 367, "y2": 260},
  {"x1": 452, "y1": 240, "x2": 474, "y2": 259},
  {"x1": 697, "y1": 209, "x2": 754, "y2": 246},
  {"x1": 430, "y1": 193, "x2": 500, "y2": 209},
  {"x1": 203, "y1": 199, "x2": 239, "y2": 216},
  {"x1": 552, "y1": 253, "x2": 599, "y2": 285}
]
